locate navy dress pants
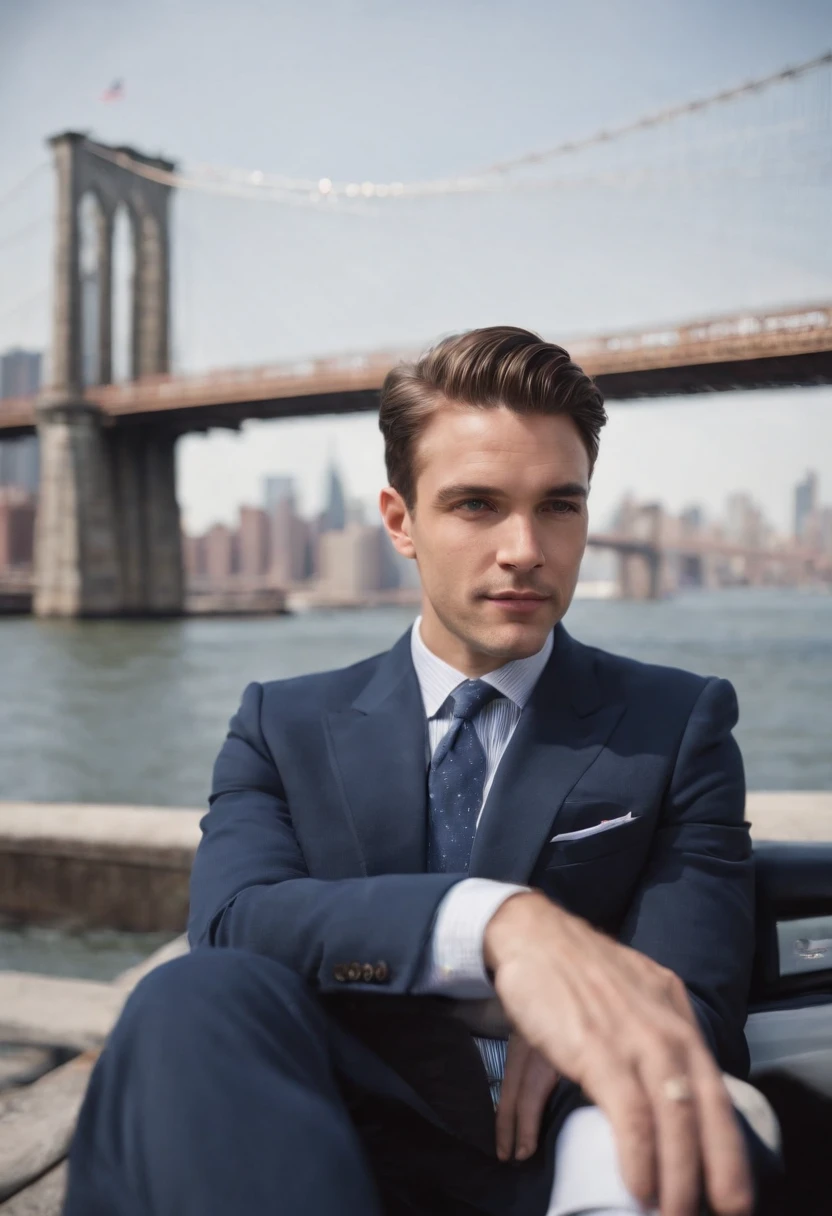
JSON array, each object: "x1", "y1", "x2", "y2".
[
  {"x1": 62, "y1": 948, "x2": 556, "y2": 1216},
  {"x1": 63, "y1": 947, "x2": 782, "y2": 1216}
]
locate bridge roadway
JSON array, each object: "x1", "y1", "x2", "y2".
[
  {"x1": 2, "y1": 302, "x2": 831, "y2": 439},
  {"x1": 587, "y1": 532, "x2": 831, "y2": 570}
]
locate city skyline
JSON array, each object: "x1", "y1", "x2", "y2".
[
  {"x1": 189, "y1": 458, "x2": 832, "y2": 552},
  {"x1": 2, "y1": 436, "x2": 829, "y2": 599},
  {"x1": 178, "y1": 458, "x2": 832, "y2": 605},
  {"x1": 175, "y1": 383, "x2": 832, "y2": 538}
]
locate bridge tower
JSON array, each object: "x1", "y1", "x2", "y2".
[
  {"x1": 35, "y1": 132, "x2": 183, "y2": 617},
  {"x1": 617, "y1": 502, "x2": 666, "y2": 601}
]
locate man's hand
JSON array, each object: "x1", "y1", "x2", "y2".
[
  {"x1": 484, "y1": 892, "x2": 752, "y2": 1216},
  {"x1": 496, "y1": 1032, "x2": 559, "y2": 1162}
]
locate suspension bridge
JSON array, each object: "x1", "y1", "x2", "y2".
[{"x1": 0, "y1": 50, "x2": 830, "y2": 615}]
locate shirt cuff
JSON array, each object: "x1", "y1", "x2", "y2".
[
  {"x1": 548, "y1": 1106, "x2": 653, "y2": 1215},
  {"x1": 415, "y1": 878, "x2": 530, "y2": 999}
]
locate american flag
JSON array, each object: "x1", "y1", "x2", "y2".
[{"x1": 100, "y1": 79, "x2": 124, "y2": 103}]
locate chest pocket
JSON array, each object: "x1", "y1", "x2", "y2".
[{"x1": 533, "y1": 805, "x2": 655, "y2": 932}]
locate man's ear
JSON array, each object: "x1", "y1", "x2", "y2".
[{"x1": 379, "y1": 486, "x2": 416, "y2": 559}]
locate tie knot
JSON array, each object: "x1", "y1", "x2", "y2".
[{"x1": 450, "y1": 679, "x2": 500, "y2": 722}]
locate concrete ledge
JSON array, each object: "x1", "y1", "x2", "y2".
[
  {"x1": 0, "y1": 795, "x2": 830, "y2": 933},
  {"x1": 746, "y1": 791, "x2": 832, "y2": 842},
  {"x1": 0, "y1": 1055, "x2": 94, "y2": 1204},
  {"x1": 0, "y1": 803, "x2": 201, "y2": 867},
  {"x1": 0, "y1": 974, "x2": 125, "y2": 1052},
  {"x1": 0, "y1": 803, "x2": 201, "y2": 932},
  {"x1": 0, "y1": 936, "x2": 189, "y2": 1211},
  {"x1": 0, "y1": 1161, "x2": 68, "y2": 1215}
]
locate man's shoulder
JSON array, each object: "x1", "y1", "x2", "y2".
[
  {"x1": 578, "y1": 634, "x2": 732, "y2": 716},
  {"x1": 256, "y1": 647, "x2": 390, "y2": 715}
]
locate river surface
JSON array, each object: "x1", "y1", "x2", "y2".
[
  {"x1": 2, "y1": 589, "x2": 830, "y2": 804},
  {"x1": 1, "y1": 589, "x2": 830, "y2": 976}
]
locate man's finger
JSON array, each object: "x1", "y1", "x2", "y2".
[
  {"x1": 495, "y1": 1036, "x2": 530, "y2": 1161},
  {"x1": 639, "y1": 1047, "x2": 702, "y2": 1216},
  {"x1": 495, "y1": 1087, "x2": 518, "y2": 1162},
  {"x1": 514, "y1": 1056, "x2": 558, "y2": 1160},
  {"x1": 581, "y1": 1052, "x2": 657, "y2": 1207},
  {"x1": 691, "y1": 1058, "x2": 753, "y2": 1216}
]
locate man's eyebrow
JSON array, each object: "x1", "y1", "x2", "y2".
[
  {"x1": 542, "y1": 482, "x2": 588, "y2": 499},
  {"x1": 434, "y1": 482, "x2": 588, "y2": 506}
]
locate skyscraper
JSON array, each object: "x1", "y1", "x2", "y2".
[
  {"x1": 270, "y1": 498, "x2": 311, "y2": 586},
  {"x1": 319, "y1": 523, "x2": 383, "y2": 598},
  {"x1": 724, "y1": 493, "x2": 767, "y2": 549},
  {"x1": 0, "y1": 349, "x2": 42, "y2": 493},
  {"x1": 794, "y1": 471, "x2": 818, "y2": 542},
  {"x1": 238, "y1": 507, "x2": 271, "y2": 579},
  {"x1": 319, "y1": 462, "x2": 347, "y2": 534},
  {"x1": 0, "y1": 487, "x2": 36, "y2": 571},
  {"x1": 204, "y1": 524, "x2": 239, "y2": 586},
  {"x1": 263, "y1": 475, "x2": 295, "y2": 516},
  {"x1": 0, "y1": 349, "x2": 41, "y2": 398}
]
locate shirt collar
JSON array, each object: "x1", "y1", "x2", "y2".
[{"x1": 410, "y1": 615, "x2": 554, "y2": 719}]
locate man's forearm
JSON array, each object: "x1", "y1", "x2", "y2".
[{"x1": 189, "y1": 871, "x2": 463, "y2": 996}]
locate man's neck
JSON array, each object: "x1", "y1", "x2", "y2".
[
  {"x1": 416, "y1": 613, "x2": 548, "y2": 679},
  {"x1": 416, "y1": 616, "x2": 502, "y2": 678}
]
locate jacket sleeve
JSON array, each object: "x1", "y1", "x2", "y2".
[
  {"x1": 618, "y1": 677, "x2": 754, "y2": 1078},
  {"x1": 187, "y1": 682, "x2": 461, "y2": 995}
]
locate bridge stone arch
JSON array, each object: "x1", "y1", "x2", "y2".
[
  {"x1": 35, "y1": 132, "x2": 182, "y2": 617},
  {"x1": 109, "y1": 201, "x2": 137, "y2": 383}
]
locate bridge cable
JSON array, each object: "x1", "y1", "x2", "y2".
[
  {"x1": 0, "y1": 214, "x2": 51, "y2": 257},
  {"x1": 84, "y1": 50, "x2": 831, "y2": 203},
  {"x1": 0, "y1": 162, "x2": 49, "y2": 214},
  {"x1": 0, "y1": 287, "x2": 49, "y2": 329}
]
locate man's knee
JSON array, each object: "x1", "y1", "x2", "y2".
[{"x1": 114, "y1": 948, "x2": 320, "y2": 1052}]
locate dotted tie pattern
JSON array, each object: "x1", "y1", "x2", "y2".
[{"x1": 427, "y1": 680, "x2": 501, "y2": 873}]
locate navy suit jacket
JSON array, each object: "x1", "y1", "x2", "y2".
[{"x1": 188, "y1": 623, "x2": 754, "y2": 1081}]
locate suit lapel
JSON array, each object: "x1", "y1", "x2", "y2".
[
  {"x1": 325, "y1": 631, "x2": 429, "y2": 876},
  {"x1": 469, "y1": 625, "x2": 625, "y2": 884}
]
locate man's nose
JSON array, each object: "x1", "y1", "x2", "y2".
[{"x1": 495, "y1": 516, "x2": 544, "y2": 570}]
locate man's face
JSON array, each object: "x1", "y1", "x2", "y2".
[{"x1": 382, "y1": 403, "x2": 591, "y2": 674}]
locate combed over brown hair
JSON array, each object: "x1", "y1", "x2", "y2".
[{"x1": 379, "y1": 326, "x2": 607, "y2": 509}]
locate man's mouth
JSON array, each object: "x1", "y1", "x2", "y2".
[
  {"x1": 485, "y1": 591, "x2": 551, "y2": 601},
  {"x1": 483, "y1": 591, "x2": 552, "y2": 613}
]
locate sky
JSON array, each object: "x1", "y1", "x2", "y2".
[{"x1": 1, "y1": 0, "x2": 831, "y2": 534}]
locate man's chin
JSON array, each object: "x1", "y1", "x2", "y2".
[{"x1": 471, "y1": 616, "x2": 555, "y2": 662}]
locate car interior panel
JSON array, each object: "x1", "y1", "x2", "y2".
[{"x1": 745, "y1": 841, "x2": 832, "y2": 1213}]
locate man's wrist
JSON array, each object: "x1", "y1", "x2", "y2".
[
  {"x1": 483, "y1": 889, "x2": 554, "y2": 974},
  {"x1": 417, "y1": 878, "x2": 531, "y2": 998}
]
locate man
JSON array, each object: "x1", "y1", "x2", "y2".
[{"x1": 64, "y1": 327, "x2": 778, "y2": 1216}]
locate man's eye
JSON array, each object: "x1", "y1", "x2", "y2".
[
  {"x1": 544, "y1": 500, "x2": 581, "y2": 514},
  {"x1": 458, "y1": 499, "x2": 490, "y2": 512}
]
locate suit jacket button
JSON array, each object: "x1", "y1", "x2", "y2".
[
  {"x1": 333, "y1": 964, "x2": 347, "y2": 982},
  {"x1": 361, "y1": 963, "x2": 375, "y2": 982},
  {"x1": 373, "y1": 962, "x2": 389, "y2": 983},
  {"x1": 346, "y1": 962, "x2": 361, "y2": 982}
]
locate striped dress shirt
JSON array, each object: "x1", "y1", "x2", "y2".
[{"x1": 411, "y1": 618, "x2": 554, "y2": 1103}]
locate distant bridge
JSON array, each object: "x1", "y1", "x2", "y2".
[
  {"x1": 590, "y1": 529, "x2": 832, "y2": 597},
  {"x1": 9, "y1": 124, "x2": 832, "y2": 617},
  {"x1": 2, "y1": 300, "x2": 832, "y2": 440}
]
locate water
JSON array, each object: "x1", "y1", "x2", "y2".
[
  {"x1": 1, "y1": 590, "x2": 830, "y2": 805},
  {"x1": 1, "y1": 590, "x2": 830, "y2": 976},
  {"x1": 0, "y1": 925, "x2": 172, "y2": 981}
]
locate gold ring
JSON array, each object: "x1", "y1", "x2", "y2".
[{"x1": 662, "y1": 1076, "x2": 694, "y2": 1103}]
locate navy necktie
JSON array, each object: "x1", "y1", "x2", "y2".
[{"x1": 427, "y1": 680, "x2": 501, "y2": 873}]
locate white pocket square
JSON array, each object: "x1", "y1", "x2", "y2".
[{"x1": 550, "y1": 811, "x2": 634, "y2": 843}]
